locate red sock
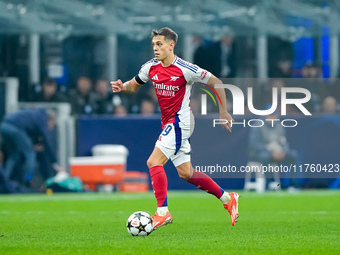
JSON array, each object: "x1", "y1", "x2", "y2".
[
  {"x1": 149, "y1": 165, "x2": 168, "y2": 207},
  {"x1": 187, "y1": 170, "x2": 224, "y2": 199}
]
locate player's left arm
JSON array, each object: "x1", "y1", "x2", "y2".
[{"x1": 206, "y1": 74, "x2": 234, "y2": 132}]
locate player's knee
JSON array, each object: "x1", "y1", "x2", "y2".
[
  {"x1": 178, "y1": 170, "x2": 191, "y2": 181},
  {"x1": 146, "y1": 159, "x2": 152, "y2": 169},
  {"x1": 147, "y1": 158, "x2": 157, "y2": 169}
]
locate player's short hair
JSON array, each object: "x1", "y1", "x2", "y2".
[{"x1": 151, "y1": 27, "x2": 178, "y2": 44}]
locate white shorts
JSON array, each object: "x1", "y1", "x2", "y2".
[{"x1": 155, "y1": 122, "x2": 193, "y2": 167}]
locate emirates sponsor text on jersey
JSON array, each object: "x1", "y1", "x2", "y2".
[{"x1": 153, "y1": 82, "x2": 180, "y2": 97}]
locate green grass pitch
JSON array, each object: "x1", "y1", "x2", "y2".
[{"x1": 0, "y1": 190, "x2": 339, "y2": 255}]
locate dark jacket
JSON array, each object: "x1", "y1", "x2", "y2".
[
  {"x1": 3, "y1": 109, "x2": 57, "y2": 163},
  {"x1": 68, "y1": 89, "x2": 99, "y2": 115},
  {"x1": 32, "y1": 92, "x2": 68, "y2": 103},
  {"x1": 207, "y1": 41, "x2": 237, "y2": 78}
]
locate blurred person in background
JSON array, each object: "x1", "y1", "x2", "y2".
[
  {"x1": 207, "y1": 34, "x2": 237, "y2": 78},
  {"x1": 322, "y1": 96, "x2": 337, "y2": 114},
  {"x1": 248, "y1": 105, "x2": 299, "y2": 190},
  {"x1": 0, "y1": 149, "x2": 9, "y2": 193},
  {"x1": 140, "y1": 100, "x2": 156, "y2": 116},
  {"x1": 260, "y1": 79, "x2": 296, "y2": 114},
  {"x1": 329, "y1": 78, "x2": 340, "y2": 109},
  {"x1": 95, "y1": 79, "x2": 114, "y2": 114},
  {"x1": 146, "y1": 86, "x2": 161, "y2": 113},
  {"x1": 0, "y1": 147, "x2": 27, "y2": 193},
  {"x1": 261, "y1": 79, "x2": 285, "y2": 111},
  {"x1": 68, "y1": 76, "x2": 99, "y2": 115},
  {"x1": 113, "y1": 105, "x2": 127, "y2": 117},
  {"x1": 193, "y1": 35, "x2": 210, "y2": 71},
  {"x1": 0, "y1": 109, "x2": 65, "y2": 190},
  {"x1": 301, "y1": 62, "x2": 324, "y2": 113},
  {"x1": 273, "y1": 59, "x2": 292, "y2": 78},
  {"x1": 268, "y1": 37, "x2": 294, "y2": 78},
  {"x1": 31, "y1": 77, "x2": 68, "y2": 103}
]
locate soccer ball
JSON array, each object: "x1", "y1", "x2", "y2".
[{"x1": 126, "y1": 211, "x2": 153, "y2": 236}]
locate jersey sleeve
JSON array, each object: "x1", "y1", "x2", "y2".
[
  {"x1": 179, "y1": 59, "x2": 212, "y2": 85},
  {"x1": 190, "y1": 65, "x2": 212, "y2": 84},
  {"x1": 134, "y1": 60, "x2": 153, "y2": 85}
]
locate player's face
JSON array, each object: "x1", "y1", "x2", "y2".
[{"x1": 152, "y1": 36, "x2": 174, "y2": 61}]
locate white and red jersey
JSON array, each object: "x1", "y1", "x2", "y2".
[{"x1": 135, "y1": 56, "x2": 211, "y2": 128}]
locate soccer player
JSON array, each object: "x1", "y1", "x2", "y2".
[{"x1": 111, "y1": 27, "x2": 239, "y2": 229}]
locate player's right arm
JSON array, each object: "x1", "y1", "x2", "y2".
[{"x1": 111, "y1": 78, "x2": 142, "y2": 94}]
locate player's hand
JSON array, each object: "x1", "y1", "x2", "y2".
[
  {"x1": 111, "y1": 79, "x2": 124, "y2": 93},
  {"x1": 220, "y1": 111, "x2": 234, "y2": 133}
]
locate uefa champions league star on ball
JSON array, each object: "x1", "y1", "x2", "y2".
[{"x1": 111, "y1": 27, "x2": 239, "y2": 230}]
